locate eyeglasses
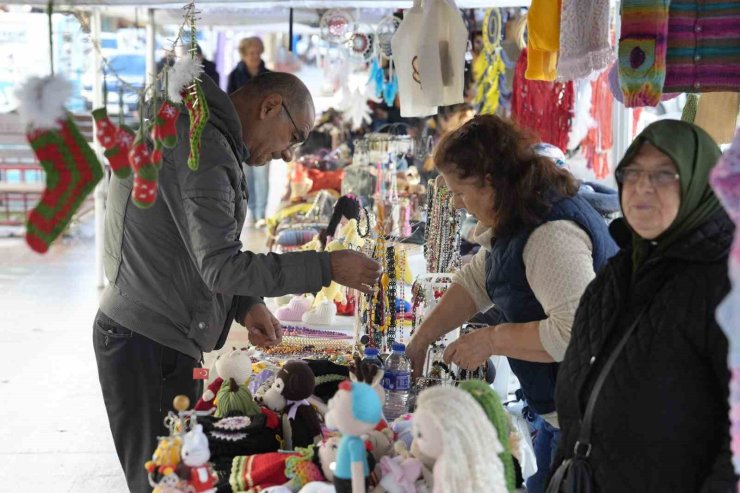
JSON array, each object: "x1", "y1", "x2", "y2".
[
  {"x1": 281, "y1": 102, "x2": 304, "y2": 151},
  {"x1": 615, "y1": 168, "x2": 680, "y2": 187}
]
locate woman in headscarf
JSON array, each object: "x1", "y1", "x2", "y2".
[{"x1": 552, "y1": 120, "x2": 737, "y2": 492}]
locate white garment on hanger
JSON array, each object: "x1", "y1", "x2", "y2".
[
  {"x1": 416, "y1": 0, "x2": 468, "y2": 107},
  {"x1": 391, "y1": 0, "x2": 438, "y2": 117}
]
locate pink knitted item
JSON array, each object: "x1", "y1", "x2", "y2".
[{"x1": 276, "y1": 296, "x2": 314, "y2": 322}]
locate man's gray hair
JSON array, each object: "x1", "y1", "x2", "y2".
[{"x1": 233, "y1": 72, "x2": 313, "y2": 114}]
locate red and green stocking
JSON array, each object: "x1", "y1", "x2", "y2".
[
  {"x1": 182, "y1": 82, "x2": 209, "y2": 171},
  {"x1": 92, "y1": 107, "x2": 117, "y2": 149},
  {"x1": 92, "y1": 107, "x2": 134, "y2": 178},
  {"x1": 129, "y1": 136, "x2": 158, "y2": 209},
  {"x1": 151, "y1": 100, "x2": 181, "y2": 149},
  {"x1": 25, "y1": 114, "x2": 104, "y2": 253}
]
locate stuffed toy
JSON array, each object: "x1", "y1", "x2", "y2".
[
  {"x1": 181, "y1": 424, "x2": 217, "y2": 493},
  {"x1": 326, "y1": 381, "x2": 383, "y2": 493},
  {"x1": 348, "y1": 355, "x2": 388, "y2": 433},
  {"x1": 458, "y1": 380, "x2": 517, "y2": 492},
  {"x1": 258, "y1": 360, "x2": 323, "y2": 449},
  {"x1": 195, "y1": 348, "x2": 259, "y2": 417},
  {"x1": 412, "y1": 386, "x2": 507, "y2": 493},
  {"x1": 151, "y1": 467, "x2": 186, "y2": 493},
  {"x1": 145, "y1": 435, "x2": 184, "y2": 490},
  {"x1": 371, "y1": 455, "x2": 423, "y2": 493}
]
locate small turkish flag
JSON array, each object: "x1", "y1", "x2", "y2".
[{"x1": 193, "y1": 368, "x2": 209, "y2": 380}]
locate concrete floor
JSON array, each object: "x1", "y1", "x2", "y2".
[{"x1": 0, "y1": 219, "x2": 267, "y2": 492}]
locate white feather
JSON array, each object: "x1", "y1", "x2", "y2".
[
  {"x1": 167, "y1": 57, "x2": 204, "y2": 103},
  {"x1": 14, "y1": 75, "x2": 72, "y2": 130}
]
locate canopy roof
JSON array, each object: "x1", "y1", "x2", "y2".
[{"x1": 9, "y1": 0, "x2": 531, "y2": 8}]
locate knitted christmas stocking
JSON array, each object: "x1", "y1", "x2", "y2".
[
  {"x1": 25, "y1": 115, "x2": 104, "y2": 253},
  {"x1": 92, "y1": 108, "x2": 133, "y2": 178},
  {"x1": 182, "y1": 81, "x2": 209, "y2": 171},
  {"x1": 618, "y1": 0, "x2": 671, "y2": 107},
  {"x1": 151, "y1": 100, "x2": 181, "y2": 149},
  {"x1": 105, "y1": 125, "x2": 135, "y2": 178},
  {"x1": 128, "y1": 135, "x2": 158, "y2": 209}
]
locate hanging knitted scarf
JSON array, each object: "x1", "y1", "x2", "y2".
[
  {"x1": 512, "y1": 48, "x2": 575, "y2": 152},
  {"x1": 582, "y1": 69, "x2": 613, "y2": 180}
]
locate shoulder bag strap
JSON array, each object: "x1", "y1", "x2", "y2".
[{"x1": 573, "y1": 302, "x2": 651, "y2": 457}]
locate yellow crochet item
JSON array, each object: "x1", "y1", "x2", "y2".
[
  {"x1": 315, "y1": 238, "x2": 347, "y2": 305},
  {"x1": 525, "y1": 0, "x2": 562, "y2": 81},
  {"x1": 266, "y1": 203, "x2": 314, "y2": 236},
  {"x1": 475, "y1": 54, "x2": 506, "y2": 115}
]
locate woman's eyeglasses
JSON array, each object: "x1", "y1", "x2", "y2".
[{"x1": 616, "y1": 168, "x2": 680, "y2": 187}]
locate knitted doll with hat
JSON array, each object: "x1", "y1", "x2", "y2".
[
  {"x1": 326, "y1": 381, "x2": 383, "y2": 493},
  {"x1": 458, "y1": 380, "x2": 517, "y2": 492},
  {"x1": 413, "y1": 386, "x2": 508, "y2": 493},
  {"x1": 258, "y1": 360, "x2": 322, "y2": 449}
]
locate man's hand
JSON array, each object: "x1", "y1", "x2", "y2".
[
  {"x1": 443, "y1": 326, "x2": 496, "y2": 370},
  {"x1": 329, "y1": 250, "x2": 382, "y2": 294},
  {"x1": 243, "y1": 304, "x2": 282, "y2": 348}
]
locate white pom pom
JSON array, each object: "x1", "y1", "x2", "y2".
[
  {"x1": 14, "y1": 75, "x2": 72, "y2": 130},
  {"x1": 167, "y1": 57, "x2": 204, "y2": 103}
]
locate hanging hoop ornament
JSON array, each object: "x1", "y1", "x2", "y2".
[
  {"x1": 345, "y1": 28, "x2": 375, "y2": 63},
  {"x1": 320, "y1": 9, "x2": 356, "y2": 44},
  {"x1": 375, "y1": 15, "x2": 401, "y2": 59},
  {"x1": 482, "y1": 8, "x2": 503, "y2": 56}
]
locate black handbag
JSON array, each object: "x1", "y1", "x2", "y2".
[{"x1": 546, "y1": 303, "x2": 652, "y2": 493}]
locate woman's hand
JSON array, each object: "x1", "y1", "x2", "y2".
[
  {"x1": 443, "y1": 326, "x2": 496, "y2": 370},
  {"x1": 406, "y1": 334, "x2": 431, "y2": 380}
]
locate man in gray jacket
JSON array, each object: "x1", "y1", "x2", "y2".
[{"x1": 94, "y1": 72, "x2": 380, "y2": 492}]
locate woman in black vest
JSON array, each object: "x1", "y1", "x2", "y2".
[
  {"x1": 406, "y1": 115, "x2": 618, "y2": 493},
  {"x1": 551, "y1": 120, "x2": 736, "y2": 492}
]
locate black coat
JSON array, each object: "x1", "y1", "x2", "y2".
[
  {"x1": 553, "y1": 210, "x2": 737, "y2": 493},
  {"x1": 226, "y1": 60, "x2": 270, "y2": 95}
]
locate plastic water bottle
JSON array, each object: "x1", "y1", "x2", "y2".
[
  {"x1": 362, "y1": 347, "x2": 383, "y2": 370},
  {"x1": 382, "y1": 342, "x2": 412, "y2": 421}
]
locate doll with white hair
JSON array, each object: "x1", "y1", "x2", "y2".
[{"x1": 412, "y1": 386, "x2": 507, "y2": 493}]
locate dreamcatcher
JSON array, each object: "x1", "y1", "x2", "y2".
[
  {"x1": 368, "y1": 14, "x2": 401, "y2": 106},
  {"x1": 319, "y1": 9, "x2": 357, "y2": 44},
  {"x1": 345, "y1": 24, "x2": 376, "y2": 64},
  {"x1": 474, "y1": 8, "x2": 506, "y2": 115}
]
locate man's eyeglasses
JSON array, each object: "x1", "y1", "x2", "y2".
[
  {"x1": 615, "y1": 168, "x2": 680, "y2": 187},
  {"x1": 281, "y1": 102, "x2": 304, "y2": 150}
]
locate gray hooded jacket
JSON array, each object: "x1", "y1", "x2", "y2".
[{"x1": 100, "y1": 75, "x2": 331, "y2": 360}]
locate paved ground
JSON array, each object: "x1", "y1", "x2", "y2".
[{"x1": 0, "y1": 218, "x2": 265, "y2": 492}]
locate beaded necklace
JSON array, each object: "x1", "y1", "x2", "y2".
[{"x1": 385, "y1": 245, "x2": 397, "y2": 347}]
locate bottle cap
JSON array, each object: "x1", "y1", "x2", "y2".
[
  {"x1": 392, "y1": 342, "x2": 406, "y2": 352},
  {"x1": 364, "y1": 347, "x2": 380, "y2": 357}
]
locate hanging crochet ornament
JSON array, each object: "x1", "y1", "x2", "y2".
[
  {"x1": 150, "y1": 89, "x2": 181, "y2": 150},
  {"x1": 167, "y1": 56, "x2": 208, "y2": 171},
  {"x1": 92, "y1": 107, "x2": 134, "y2": 178},
  {"x1": 128, "y1": 129, "x2": 158, "y2": 209},
  {"x1": 475, "y1": 8, "x2": 506, "y2": 115},
  {"x1": 345, "y1": 26, "x2": 375, "y2": 64},
  {"x1": 16, "y1": 75, "x2": 104, "y2": 253},
  {"x1": 320, "y1": 9, "x2": 356, "y2": 44},
  {"x1": 376, "y1": 15, "x2": 401, "y2": 61}
]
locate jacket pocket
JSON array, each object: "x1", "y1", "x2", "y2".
[{"x1": 94, "y1": 314, "x2": 134, "y2": 339}]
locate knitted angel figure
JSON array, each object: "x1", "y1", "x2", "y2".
[{"x1": 412, "y1": 386, "x2": 508, "y2": 493}]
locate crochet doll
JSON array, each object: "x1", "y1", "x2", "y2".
[
  {"x1": 413, "y1": 386, "x2": 508, "y2": 493},
  {"x1": 258, "y1": 360, "x2": 323, "y2": 449},
  {"x1": 181, "y1": 424, "x2": 217, "y2": 493},
  {"x1": 326, "y1": 381, "x2": 383, "y2": 493}
]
